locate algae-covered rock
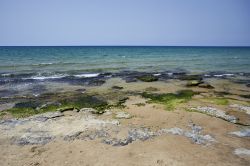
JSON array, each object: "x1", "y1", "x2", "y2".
[
  {"x1": 145, "y1": 87, "x2": 158, "y2": 92},
  {"x1": 186, "y1": 80, "x2": 203, "y2": 86},
  {"x1": 141, "y1": 90, "x2": 196, "y2": 110},
  {"x1": 56, "y1": 107, "x2": 76, "y2": 113},
  {"x1": 137, "y1": 75, "x2": 158, "y2": 82},
  {"x1": 198, "y1": 83, "x2": 214, "y2": 89},
  {"x1": 111, "y1": 86, "x2": 124, "y2": 90}
]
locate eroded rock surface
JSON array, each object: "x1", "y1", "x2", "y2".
[
  {"x1": 229, "y1": 128, "x2": 250, "y2": 137},
  {"x1": 0, "y1": 110, "x2": 215, "y2": 146},
  {"x1": 191, "y1": 106, "x2": 237, "y2": 123}
]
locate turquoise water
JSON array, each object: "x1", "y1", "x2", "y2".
[{"x1": 0, "y1": 46, "x2": 250, "y2": 75}]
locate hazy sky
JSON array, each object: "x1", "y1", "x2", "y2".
[{"x1": 0, "y1": 0, "x2": 250, "y2": 46}]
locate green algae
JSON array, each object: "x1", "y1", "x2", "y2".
[
  {"x1": 3, "y1": 93, "x2": 111, "y2": 118},
  {"x1": 137, "y1": 75, "x2": 158, "y2": 82},
  {"x1": 141, "y1": 90, "x2": 196, "y2": 111},
  {"x1": 211, "y1": 98, "x2": 229, "y2": 105}
]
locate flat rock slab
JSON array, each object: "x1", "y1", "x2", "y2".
[
  {"x1": 230, "y1": 104, "x2": 250, "y2": 115},
  {"x1": 234, "y1": 148, "x2": 250, "y2": 156},
  {"x1": 115, "y1": 112, "x2": 131, "y2": 119}
]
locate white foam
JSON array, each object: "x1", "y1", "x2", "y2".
[
  {"x1": 1, "y1": 73, "x2": 11, "y2": 76},
  {"x1": 153, "y1": 73, "x2": 161, "y2": 76},
  {"x1": 24, "y1": 74, "x2": 67, "y2": 80},
  {"x1": 74, "y1": 73, "x2": 100, "y2": 78},
  {"x1": 214, "y1": 74, "x2": 234, "y2": 77}
]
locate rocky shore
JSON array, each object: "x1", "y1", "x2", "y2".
[{"x1": 0, "y1": 70, "x2": 250, "y2": 166}]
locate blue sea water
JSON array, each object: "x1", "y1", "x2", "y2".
[{"x1": 0, "y1": 46, "x2": 250, "y2": 76}]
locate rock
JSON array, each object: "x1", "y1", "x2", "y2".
[
  {"x1": 30, "y1": 111, "x2": 64, "y2": 122},
  {"x1": 87, "y1": 79, "x2": 106, "y2": 86},
  {"x1": 15, "y1": 101, "x2": 42, "y2": 109},
  {"x1": 112, "y1": 128, "x2": 155, "y2": 146},
  {"x1": 183, "y1": 124, "x2": 215, "y2": 145},
  {"x1": 158, "y1": 127, "x2": 183, "y2": 135},
  {"x1": 0, "y1": 119, "x2": 28, "y2": 128},
  {"x1": 124, "y1": 77, "x2": 137, "y2": 83},
  {"x1": 56, "y1": 107, "x2": 76, "y2": 113},
  {"x1": 229, "y1": 128, "x2": 250, "y2": 137},
  {"x1": 186, "y1": 80, "x2": 203, "y2": 86},
  {"x1": 35, "y1": 101, "x2": 61, "y2": 111},
  {"x1": 111, "y1": 86, "x2": 123, "y2": 90},
  {"x1": 79, "y1": 108, "x2": 105, "y2": 114},
  {"x1": 230, "y1": 104, "x2": 250, "y2": 115},
  {"x1": 234, "y1": 148, "x2": 250, "y2": 156},
  {"x1": 198, "y1": 83, "x2": 214, "y2": 89},
  {"x1": 64, "y1": 131, "x2": 83, "y2": 141},
  {"x1": 75, "y1": 88, "x2": 86, "y2": 93},
  {"x1": 158, "y1": 124, "x2": 215, "y2": 145},
  {"x1": 191, "y1": 106, "x2": 237, "y2": 123},
  {"x1": 115, "y1": 112, "x2": 131, "y2": 119},
  {"x1": 246, "y1": 83, "x2": 250, "y2": 87},
  {"x1": 137, "y1": 75, "x2": 158, "y2": 82},
  {"x1": 179, "y1": 75, "x2": 203, "y2": 81},
  {"x1": 118, "y1": 97, "x2": 129, "y2": 104},
  {"x1": 13, "y1": 132, "x2": 54, "y2": 145},
  {"x1": 109, "y1": 124, "x2": 215, "y2": 146},
  {"x1": 103, "y1": 110, "x2": 112, "y2": 115},
  {"x1": 145, "y1": 87, "x2": 158, "y2": 91}
]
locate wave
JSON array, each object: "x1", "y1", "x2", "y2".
[
  {"x1": 74, "y1": 73, "x2": 100, "y2": 78},
  {"x1": 1, "y1": 73, "x2": 11, "y2": 77},
  {"x1": 23, "y1": 74, "x2": 68, "y2": 80}
]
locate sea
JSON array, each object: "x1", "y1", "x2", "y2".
[{"x1": 0, "y1": 46, "x2": 250, "y2": 79}]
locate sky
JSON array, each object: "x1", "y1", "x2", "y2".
[{"x1": 0, "y1": 0, "x2": 250, "y2": 46}]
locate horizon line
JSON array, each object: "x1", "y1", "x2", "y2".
[{"x1": 0, "y1": 45, "x2": 250, "y2": 47}]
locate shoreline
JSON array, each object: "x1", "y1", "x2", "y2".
[{"x1": 0, "y1": 70, "x2": 249, "y2": 165}]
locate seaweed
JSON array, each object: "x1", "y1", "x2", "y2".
[
  {"x1": 141, "y1": 90, "x2": 196, "y2": 110},
  {"x1": 137, "y1": 75, "x2": 158, "y2": 82}
]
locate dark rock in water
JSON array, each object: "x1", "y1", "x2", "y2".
[
  {"x1": 0, "y1": 89, "x2": 18, "y2": 98},
  {"x1": 112, "y1": 86, "x2": 123, "y2": 90},
  {"x1": 29, "y1": 84, "x2": 47, "y2": 96},
  {"x1": 246, "y1": 84, "x2": 250, "y2": 87},
  {"x1": 124, "y1": 77, "x2": 137, "y2": 83},
  {"x1": 186, "y1": 80, "x2": 203, "y2": 86},
  {"x1": 198, "y1": 83, "x2": 214, "y2": 89},
  {"x1": 15, "y1": 101, "x2": 42, "y2": 109},
  {"x1": 137, "y1": 75, "x2": 158, "y2": 82},
  {"x1": 179, "y1": 75, "x2": 203, "y2": 81},
  {"x1": 86, "y1": 79, "x2": 106, "y2": 86}
]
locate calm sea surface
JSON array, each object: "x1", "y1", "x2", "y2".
[{"x1": 0, "y1": 46, "x2": 250, "y2": 75}]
